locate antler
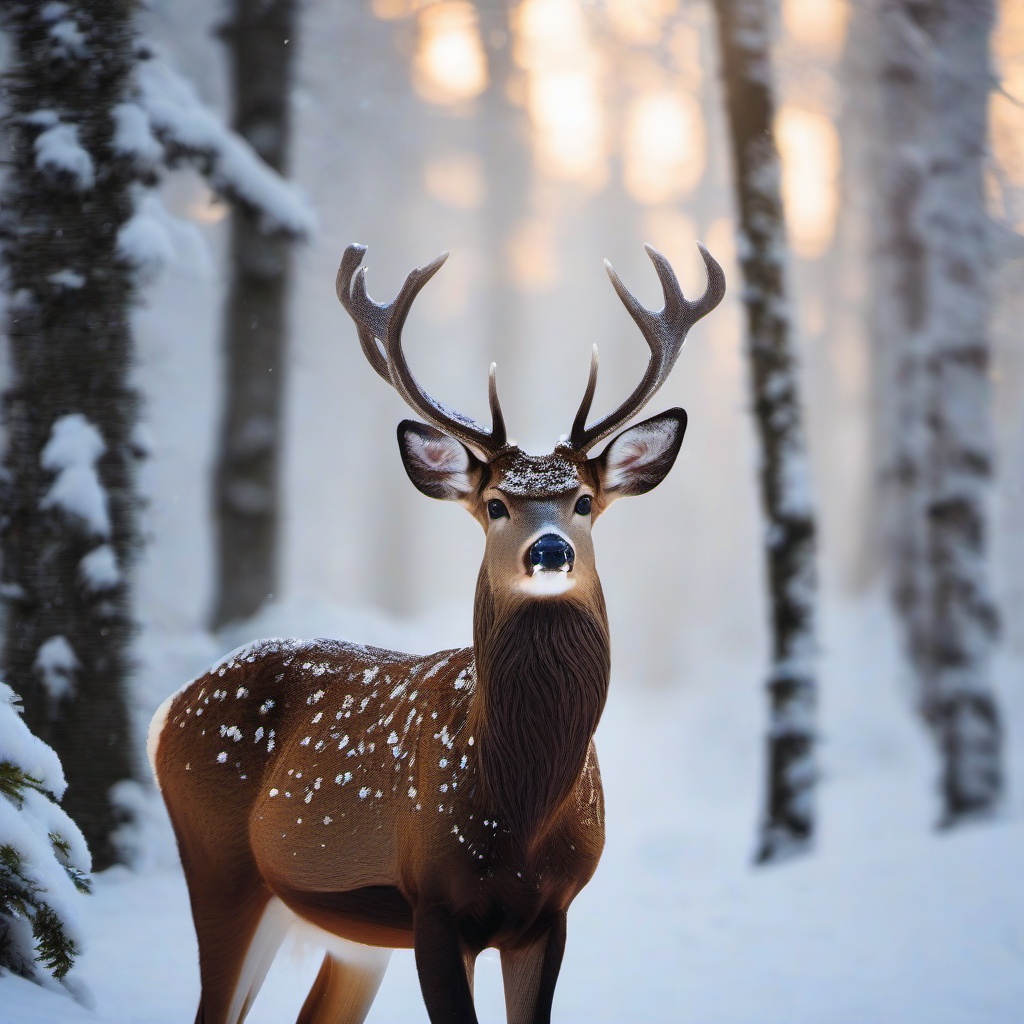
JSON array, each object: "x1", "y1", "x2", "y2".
[
  {"x1": 336, "y1": 243, "x2": 508, "y2": 458},
  {"x1": 568, "y1": 243, "x2": 725, "y2": 453}
]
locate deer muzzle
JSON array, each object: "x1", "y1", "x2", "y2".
[{"x1": 528, "y1": 534, "x2": 575, "y2": 574}]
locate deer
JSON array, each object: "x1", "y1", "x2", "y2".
[{"x1": 148, "y1": 240, "x2": 725, "y2": 1024}]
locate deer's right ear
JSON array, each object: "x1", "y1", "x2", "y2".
[{"x1": 397, "y1": 420, "x2": 483, "y2": 501}]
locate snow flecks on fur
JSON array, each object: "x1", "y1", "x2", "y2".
[{"x1": 497, "y1": 449, "x2": 581, "y2": 497}]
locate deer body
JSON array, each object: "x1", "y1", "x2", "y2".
[{"x1": 151, "y1": 242, "x2": 723, "y2": 1024}]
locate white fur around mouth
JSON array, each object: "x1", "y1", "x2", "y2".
[{"x1": 519, "y1": 566, "x2": 575, "y2": 596}]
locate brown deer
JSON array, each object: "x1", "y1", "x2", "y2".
[{"x1": 148, "y1": 241, "x2": 724, "y2": 1024}]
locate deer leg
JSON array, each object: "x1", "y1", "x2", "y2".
[
  {"x1": 413, "y1": 905, "x2": 478, "y2": 1024},
  {"x1": 188, "y1": 874, "x2": 290, "y2": 1024},
  {"x1": 294, "y1": 948, "x2": 391, "y2": 1024},
  {"x1": 500, "y1": 914, "x2": 567, "y2": 1024}
]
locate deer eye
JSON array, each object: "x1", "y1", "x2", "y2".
[
  {"x1": 487, "y1": 499, "x2": 509, "y2": 520},
  {"x1": 574, "y1": 495, "x2": 592, "y2": 516}
]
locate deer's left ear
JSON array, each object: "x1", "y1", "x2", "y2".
[{"x1": 594, "y1": 408, "x2": 687, "y2": 500}]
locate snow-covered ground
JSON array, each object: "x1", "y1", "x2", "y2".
[{"x1": 6, "y1": 595, "x2": 1023, "y2": 1024}]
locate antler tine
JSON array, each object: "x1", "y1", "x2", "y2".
[
  {"x1": 336, "y1": 244, "x2": 390, "y2": 384},
  {"x1": 569, "y1": 243, "x2": 725, "y2": 452},
  {"x1": 569, "y1": 345, "x2": 600, "y2": 445},
  {"x1": 336, "y1": 244, "x2": 509, "y2": 458}
]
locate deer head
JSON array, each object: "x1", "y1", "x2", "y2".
[{"x1": 336, "y1": 242, "x2": 725, "y2": 623}]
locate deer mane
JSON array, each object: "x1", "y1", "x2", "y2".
[{"x1": 473, "y1": 596, "x2": 610, "y2": 846}]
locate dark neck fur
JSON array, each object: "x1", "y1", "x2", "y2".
[{"x1": 472, "y1": 579, "x2": 610, "y2": 847}]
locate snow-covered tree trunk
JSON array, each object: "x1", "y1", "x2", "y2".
[
  {"x1": 0, "y1": 3, "x2": 311, "y2": 871},
  {"x1": 211, "y1": 0, "x2": 302, "y2": 629},
  {"x1": 711, "y1": 0, "x2": 819, "y2": 862},
  {"x1": 869, "y1": 0, "x2": 1002, "y2": 822},
  {"x1": 0, "y1": 1, "x2": 144, "y2": 870}
]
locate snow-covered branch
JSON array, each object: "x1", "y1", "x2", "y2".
[{"x1": 134, "y1": 46, "x2": 315, "y2": 238}]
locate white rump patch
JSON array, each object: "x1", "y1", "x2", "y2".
[{"x1": 146, "y1": 693, "x2": 177, "y2": 787}]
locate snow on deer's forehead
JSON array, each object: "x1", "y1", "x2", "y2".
[{"x1": 496, "y1": 449, "x2": 582, "y2": 497}]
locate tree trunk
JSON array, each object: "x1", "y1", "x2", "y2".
[
  {"x1": 0, "y1": 1, "x2": 142, "y2": 870},
  {"x1": 870, "y1": 0, "x2": 1002, "y2": 821},
  {"x1": 711, "y1": 0, "x2": 819, "y2": 862},
  {"x1": 211, "y1": 0, "x2": 299, "y2": 629}
]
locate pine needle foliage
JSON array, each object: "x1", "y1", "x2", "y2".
[{"x1": 0, "y1": 684, "x2": 91, "y2": 983}]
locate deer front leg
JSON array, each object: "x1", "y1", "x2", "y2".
[
  {"x1": 414, "y1": 904, "x2": 478, "y2": 1024},
  {"x1": 500, "y1": 914, "x2": 567, "y2": 1024}
]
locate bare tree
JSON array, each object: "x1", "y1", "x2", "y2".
[
  {"x1": 867, "y1": 0, "x2": 1002, "y2": 822},
  {"x1": 211, "y1": 0, "x2": 304, "y2": 629},
  {"x1": 711, "y1": 0, "x2": 819, "y2": 862}
]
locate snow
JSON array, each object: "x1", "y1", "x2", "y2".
[
  {"x1": 46, "y1": 15, "x2": 88, "y2": 61},
  {"x1": 117, "y1": 191, "x2": 178, "y2": 275},
  {"x1": 0, "y1": 682, "x2": 91, "y2": 982},
  {"x1": 78, "y1": 545, "x2": 121, "y2": 593},
  {"x1": 135, "y1": 49, "x2": 315, "y2": 236},
  {"x1": 0, "y1": 682, "x2": 67, "y2": 800},
  {"x1": 39, "y1": 414, "x2": 110, "y2": 538},
  {"x1": 32, "y1": 637, "x2": 79, "y2": 705},
  {"x1": 498, "y1": 449, "x2": 581, "y2": 496},
  {"x1": 33, "y1": 121, "x2": 94, "y2": 190},
  {"x1": 47, "y1": 270, "x2": 85, "y2": 290},
  {"x1": 110, "y1": 102, "x2": 164, "y2": 167},
  {"x1": 5, "y1": 596, "x2": 1022, "y2": 1022}
]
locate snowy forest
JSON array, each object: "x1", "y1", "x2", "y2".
[{"x1": 1, "y1": 0, "x2": 1023, "y2": 1021}]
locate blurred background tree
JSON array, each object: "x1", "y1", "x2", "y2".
[
  {"x1": 712, "y1": 0, "x2": 819, "y2": 862},
  {"x1": 865, "y1": 0, "x2": 1004, "y2": 823},
  {"x1": 210, "y1": 0, "x2": 305, "y2": 630},
  {"x1": 0, "y1": 0, "x2": 308, "y2": 868}
]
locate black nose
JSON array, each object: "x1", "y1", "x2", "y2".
[{"x1": 528, "y1": 533, "x2": 574, "y2": 572}]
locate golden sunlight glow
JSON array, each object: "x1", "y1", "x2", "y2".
[
  {"x1": 776, "y1": 105, "x2": 840, "y2": 259},
  {"x1": 371, "y1": 0, "x2": 421, "y2": 20},
  {"x1": 640, "y1": 208, "x2": 699, "y2": 282},
  {"x1": 991, "y1": 0, "x2": 1024, "y2": 222},
  {"x1": 413, "y1": 2, "x2": 487, "y2": 106},
  {"x1": 424, "y1": 152, "x2": 485, "y2": 209},
  {"x1": 623, "y1": 91, "x2": 704, "y2": 205},
  {"x1": 705, "y1": 216, "x2": 737, "y2": 273},
  {"x1": 606, "y1": 0, "x2": 678, "y2": 46},
  {"x1": 668, "y1": 22, "x2": 703, "y2": 93},
  {"x1": 705, "y1": 216, "x2": 743, "y2": 379},
  {"x1": 508, "y1": 217, "x2": 559, "y2": 292},
  {"x1": 991, "y1": 94, "x2": 1024, "y2": 188},
  {"x1": 517, "y1": 0, "x2": 606, "y2": 187},
  {"x1": 184, "y1": 179, "x2": 227, "y2": 224},
  {"x1": 782, "y1": 0, "x2": 848, "y2": 57}
]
